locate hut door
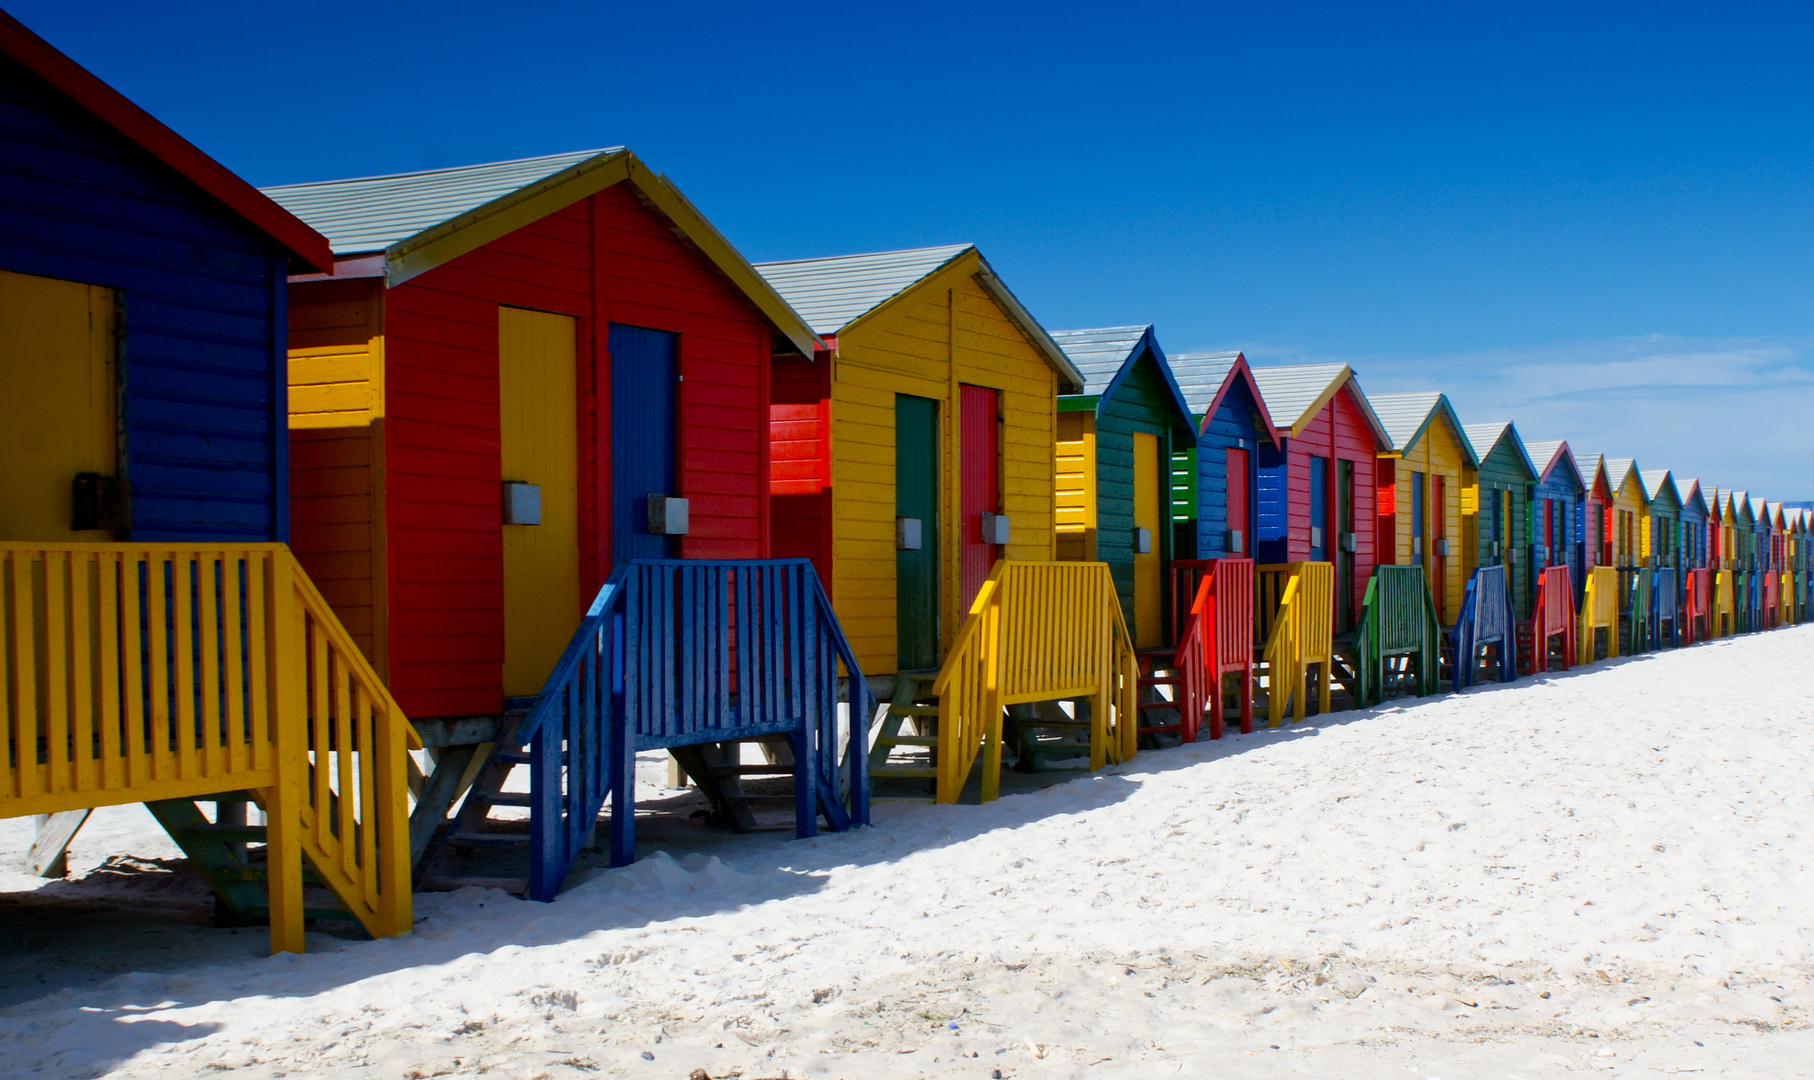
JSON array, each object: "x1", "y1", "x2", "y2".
[
  {"x1": 1308, "y1": 456, "x2": 1328, "y2": 562},
  {"x1": 0, "y1": 269, "x2": 117, "y2": 542},
  {"x1": 1431, "y1": 474, "x2": 1446, "y2": 623},
  {"x1": 958, "y1": 384, "x2": 1000, "y2": 614},
  {"x1": 1488, "y1": 490, "x2": 1504, "y2": 565},
  {"x1": 609, "y1": 323, "x2": 678, "y2": 566},
  {"x1": 500, "y1": 307, "x2": 580, "y2": 698},
  {"x1": 1132, "y1": 431, "x2": 1163, "y2": 649},
  {"x1": 895, "y1": 395, "x2": 940, "y2": 671},
  {"x1": 1335, "y1": 459, "x2": 1353, "y2": 631},
  {"x1": 1225, "y1": 448, "x2": 1248, "y2": 555}
]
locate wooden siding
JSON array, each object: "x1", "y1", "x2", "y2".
[
  {"x1": 1277, "y1": 382, "x2": 1379, "y2": 622},
  {"x1": 1391, "y1": 412, "x2": 1472, "y2": 619},
  {"x1": 372, "y1": 183, "x2": 771, "y2": 719},
  {"x1": 1090, "y1": 351, "x2": 1185, "y2": 635},
  {"x1": 1193, "y1": 376, "x2": 1265, "y2": 560},
  {"x1": 1055, "y1": 409, "x2": 1096, "y2": 560},
  {"x1": 769, "y1": 354, "x2": 832, "y2": 590},
  {"x1": 1613, "y1": 473, "x2": 1647, "y2": 567},
  {"x1": 826, "y1": 274, "x2": 1057, "y2": 676},
  {"x1": 286, "y1": 279, "x2": 386, "y2": 671},
  {"x1": 0, "y1": 52, "x2": 290, "y2": 542},
  {"x1": 1468, "y1": 437, "x2": 1533, "y2": 618}
]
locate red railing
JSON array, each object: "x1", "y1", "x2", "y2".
[
  {"x1": 1529, "y1": 565, "x2": 1575, "y2": 674},
  {"x1": 1157, "y1": 560, "x2": 1253, "y2": 740},
  {"x1": 1683, "y1": 568, "x2": 1712, "y2": 644}
]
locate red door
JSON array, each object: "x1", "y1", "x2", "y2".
[
  {"x1": 959, "y1": 384, "x2": 1000, "y2": 612},
  {"x1": 1225, "y1": 447, "x2": 1248, "y2": 555}
]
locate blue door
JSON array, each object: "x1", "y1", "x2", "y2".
[
  {"x1": 609, "y1": 323, "x2": 677, "y2": 565},
  {"x1": 1308, "y1": 455, "x2": 1327, "y2": 562}
]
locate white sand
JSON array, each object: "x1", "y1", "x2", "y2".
[{"x1": 4, "y1": 627, "x2": 1814, "y2": 1078}]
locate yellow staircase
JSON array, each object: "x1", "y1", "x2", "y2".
[
  {"x1": 1, "y1": 543, "x2": 418, "y2": 953},
  {"x1": 1579, "y1": 566, "x2": 1621, "y2": 663},
  {"x1": 902, "y1": 561, "x2": 1137, "y2": 803},
  {"x1": 1258, "y1": 562, "x2": 1335, "y2": 726}
]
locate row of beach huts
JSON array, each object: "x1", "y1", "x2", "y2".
[{"x1": 2, "y1": 13, "x2": 1808, "y2": 953}]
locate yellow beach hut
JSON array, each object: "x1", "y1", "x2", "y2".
[{"x1": 1367, "y1": 393, "x2": 1480, "y2": 626}]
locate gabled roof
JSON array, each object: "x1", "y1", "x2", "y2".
[
  {"x1": 0, "y1": 10, "x2": 331, "y2": 272},
  {"x1": 1582, "y1": 453, "x2": 1615, "y2": 500},
  {"x1": 1640, "y1": 469, "x2": 1680, "y2": 509},
  {"x1": 264, "y1": 148, "x2": 819, "y2": 355},
  {"x1": 1366, "y1": 392, "x2": 1481, "y2": 467},
  {"x1": 754, "y1": 244, "x2": 1084, "y2": 392},
  {"x1": 1678, "y1": 478, "x2": 1709, "y2": 517},
  {"x1": 1751, "y1": 495, "x2": 1770, "y2": 524},
  {"x1": 1707, "y1": 487, "x2": 1724, "y2": 519},
  {"x1": 1462, "y1": 421, "x2": 1537, "y2": 479},
  {"x1": 1602, "y1": 457, "x2": 1640, "y2": 498},
  {"x1": 1051, "y1": 326, "x2": 1197, "y2": 438},
  {"x1": 1732, "y1": 492, "x2": 1754, "y2": 524},
  {"x1": 1523, "y1": 440, "x2": 1586, "y2": 493},
  {"x1": 1248, "y1": 363, "x2": 1391, "y2": 446},
  {"x1": 1167, "y1": 351, "x2": 1283, "y2": 448}
]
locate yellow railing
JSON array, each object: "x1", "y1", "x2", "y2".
[
  {"x1": 1715, "y1": 570, "x2": 1735, "y2": 637},
  {"x1": 1578, "y1": 566, "x2": 1620, "y2": 664},
  {"x1": 930, "y1": 561, "x2": 1136, "y2": 804},
  {"x1": 1262, "y1": 562, "x2": 1333, "y2": 726},
  {"x1": 1, "y1": 543, "x2": 418, "y2": 953}
]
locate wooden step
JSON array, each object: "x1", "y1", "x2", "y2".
[
  {"x1": 707, "y1": 764, "x2": 796, "y2": 776},
  {"x1": 493, "y1": 749, "x2": 534, "y2": 767},
  {"x1": 876, "y1": 734, "x2": 938, "y2": 747},
  {"x1": 476, "y1": 791, "x2": 534, "y2": 808},
  {"x1": 446, "y1": 830, "x2": 532, "y2": 847}
]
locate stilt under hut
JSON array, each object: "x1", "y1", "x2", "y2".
[
  {"x1": 1522, "y1": 440, "x2": 1586, "y2": 670},
  {"x1": 758, "y1": 246, "x2": 1130, "y2": 803},
  {"x1": 266, "y1": 150, "x2": 869, "y2": 896},
  {"x1": 1358, "y1": 392, "x2": 1473, "y2": 699},
  {"x1": 1455, "y1": 422, "x2": 1536, "y2": 684},
  {"x1": 1677, "y1": 478, "x2": 1713, "y2": 642},
  {"x1": 0, "y1": 11, "x2": 413, "y2": 954},
  {"x1": 1640, "y1": 469, "x2": 1682, "y2": 646},
  {"x1": 1166, "y1": 351, "x2": 1289, "y2": 732},
  {"x1": 1240, "y1": 363, "x2": 1392, "y2": 715},
  {"x1": 1046, "y1": 329, "x2": 1231, "y2": 744}
]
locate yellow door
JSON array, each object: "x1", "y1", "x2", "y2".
[
  {"x1": 0, "y1": 269, "x2": 117, "y2": 542},
  {"x1": 1132, "y1": 431, "x2": 1163, "y2": 648},
  {"x1": 499, "y1": 307, "x2": 579, "y2": 697}
]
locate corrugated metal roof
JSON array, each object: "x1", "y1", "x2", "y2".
[
  {"x1": 1050, "y1": 326, "x2": 1149, "y2": 397},
  {"x1": 753, "y1": 244, "x2": 972, "y2": 335},
  {"x1": 1604, "y1": 458, "x2": 1640, "y2": 498},
  {"x1": 1168, "y1": 352, "x2": 1241, "y2": 417},
  {"x1": 1249, "y1": 363, "x2": 1348, "y2": 428},
  {"x1": 262, "y1": 148, "x2": 617, "y2": 254},
  {"x1": 1640, "y1": 469, "x2": 1676, "y2": 504},
  {"x1": 1366, "y1": 392, "x2": 1443, "y2": 452},
  {"x1": 1462, "y1": 422, "x2": 1511, "y2": 464},
  {"x1": 1523, "y1": 439, "x2": 1574, "y2": 485}
]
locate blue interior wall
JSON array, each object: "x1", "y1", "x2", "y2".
[{"x1": 0, "y1": 53, "x2": 288, "y2": 542}]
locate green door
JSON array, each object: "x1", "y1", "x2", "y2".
[{"x1": 896, "y1": 395, "x2": 940, "y2": 670}]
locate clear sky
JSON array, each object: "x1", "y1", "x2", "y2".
[{"x1": 14, "y1": 1, "x2": 1813, "y2": 499}]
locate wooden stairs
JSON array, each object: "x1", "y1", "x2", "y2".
[{"x1": 149, "y1": 794, "x2": 356, "y2": 929}]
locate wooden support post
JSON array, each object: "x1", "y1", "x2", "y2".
[
  {"x1": 263, "y1": 555, "x2": 306, "y2": 956},
  {"x1": 28, "y1": 809, "x2": 90, "y2": 878},
  {"x1": 407, "y1": 743, "x2": 480, "y2": 871}
]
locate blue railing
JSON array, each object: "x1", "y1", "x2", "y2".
[
  {"x1": 517, "y1": 558, "x2": 871, "y2": 901},
  {"x1": 1451, "y1": 564, "x2": 1515, "y2": 691},
  {"x1": 1650, "y1": 566, "x2": 1679, "y2": 648}
]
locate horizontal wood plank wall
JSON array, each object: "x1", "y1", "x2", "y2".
[
  {"x1": 0, "y1": 53, "x2": 288, "y2": 542},
  {"x1": 287, "y1": 277, "x2": 386, "y2": 674},
  {"x1": 1054, "y1": 410, "x2": 1095, "y2": 560},
  {"x1": 1091, "y1": 353, "x2": 1179, "y2": 632},
  {"x1": 1613, "y1": 476, "x2": 1647, "y2": 567},
  {"x1": 770, "y1": 355, "x2": 832, "y2": 590},
  {"x1": 381, "y1": 184, "x2": 770, "y2": 718},
  {"x1": 1288, "y1": 384, "x2": 1378, "y2": 621},
  {"x1": 1470, "y1": 440, "x2": 1531, "y2": 618},
  {"x1": 829, "y1": 274, "x2": 1057, "y2": 676},
  {"x1": 1393, "y1": 414, "x2": 1470, "y2": 619},
  {"x1": 1193, "y1": 382, "x2": 1262, "y2": 559}
]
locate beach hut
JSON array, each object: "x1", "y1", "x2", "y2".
[
  {"x1": 1730, "y1": 493, "x2": 1757, "y2": 630},
  {"x1": 1708, "y1": 487, "x2": 1728, "y2": 569},
  {"x1": 1166, "y1": 351, "x2": 1280, "y2": 566},
  {"x1": 265, "y1": 149, "x2": 821, "y2": 717},
  {"x1": 1678, "y1": 479, "x2": 1710, "y2": 572},
  {"x1": 1523, "y1": 441, "x2": 1587, "y2": 593},
  {"x1": 1368, "y1": 393, "x2": 1480, "y2": 626},
  {"x1": 1583, "y1": 454, "x2": 1616, "y2": 574},
  {"x1": 0, "y1": 11, "x2": 417, "y2": 954},
  {"x1": 757, "y1": 245, "x2": 1084, "y2": 679},
  {"x1": 1046, "y1": 327, "x2": 1199, "y2": 647},
  {"x1": 1641, "y1": 469, "x2": 1682, "y2": 645},
  {"x1": 1244, "y1": 363, "x2": 1392, "y2": 632},
  {"x1": 1603, "y1": 459, "x2": 1649, "y2": 568},
  {"x1": 1462, "y1": 422, "x2": 1538, "y2": 620}
]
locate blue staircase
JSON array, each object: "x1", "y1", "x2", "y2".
[
  {"x1": 426, "y1": 558, "x2": 871, "y2": 902},
  {"x1": 1448, "y1": 565, "x2": 1516, "y2": 691}
]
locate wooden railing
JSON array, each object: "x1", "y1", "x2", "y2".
[
  {"x1": 1714, "y1": 570, "x2": 1735, "y2": 637},
  {"x1": 1683, "y1": 567, "x2": 1712, "y2": 644},
  {"x1": 1262, "y1": 562, "x2": 1333, "y2": 726},
  {"x1": 931, "y1": 561, "x2": 1136, "y2": 804},
  {"x1": 1765, "y1": 570, "x2": 1783, "y2": 629},
  {"x1": 520, "y1": 559, "x2": 871, "y2": 894},
  {"x1": 1179, "y1": 558, "x2": 1252, "y2": 739},
  {"x1": 1, "y1": 543, "x2": 417, "y2": 954},
  {"x1": 1530, "y1": 565, "x2": 1575, "y2": 672},
  {"x1": 1452, "y1": 565, "x2": 1515, "y2": 691},
  {"x1": 1579, "y1": 566, "x2": 1620, "y2": 664},
  {"x1": 1651, "y1": 567, "x2": 1678, "y2": 649},
  {"x1": 1355, "y1": 565, "x2": 1440, "y2": 704}
]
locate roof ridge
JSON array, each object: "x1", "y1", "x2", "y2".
[
  {"x1": 262, "y1": 148, "x2": 618, "y2": 192},
  {"x1": 752, "y1": 243, "x2": 973, "y2": 269}
]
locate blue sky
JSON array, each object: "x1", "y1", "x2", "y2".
[{"x1": 15, "y1": 1, "x2": 1813, "y2": 497}]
